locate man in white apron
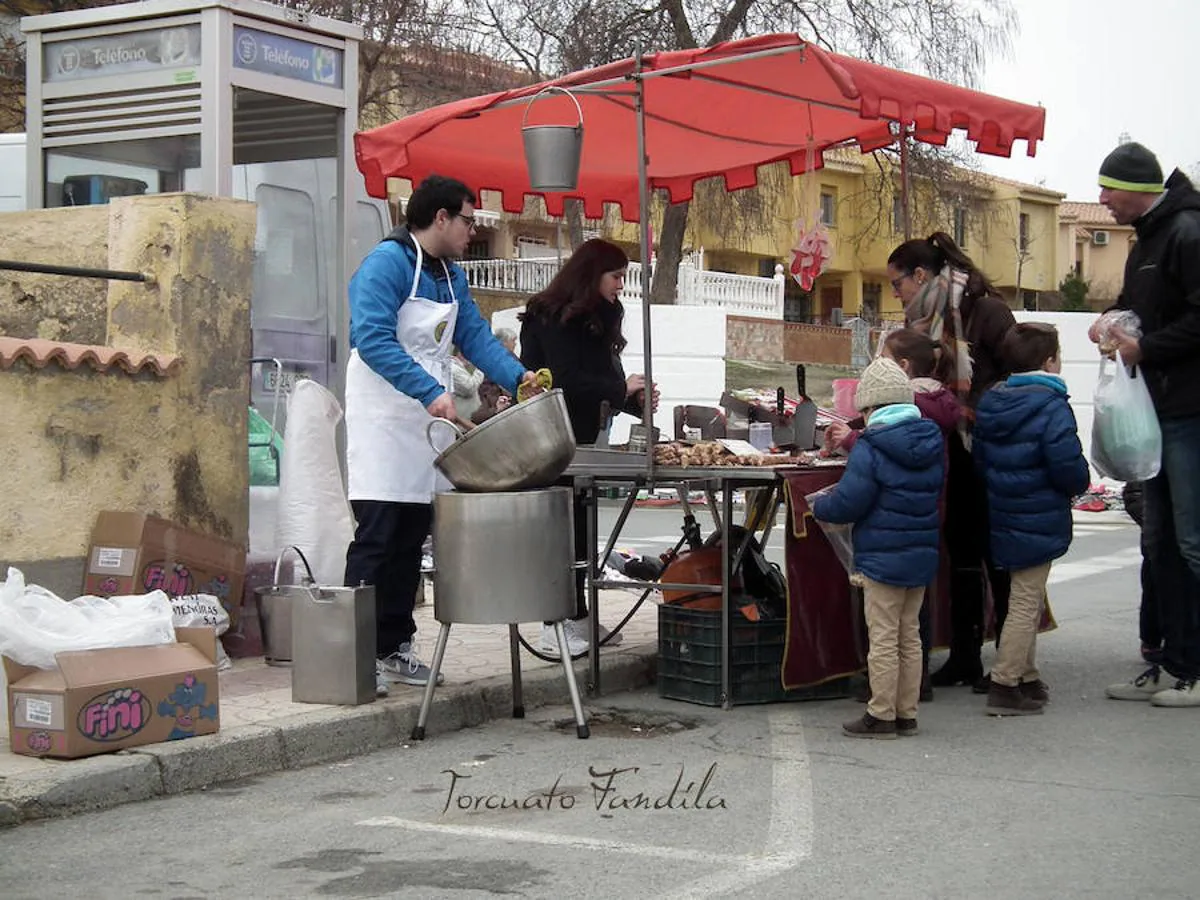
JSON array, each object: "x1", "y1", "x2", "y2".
[{"x1": 344, "y1": 175, "x2": 537, "y2": 696}]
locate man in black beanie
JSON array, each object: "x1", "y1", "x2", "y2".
[{"x1": 1088, "y1": 141, "x2": 1200, "y2": 709}]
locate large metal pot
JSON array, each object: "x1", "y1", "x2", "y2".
[
  {"x1": 427, "y1": 388, "x2": 576, "y2": 492},
  {"x1": 432, "y1": 487, "x2": 576, "y2": 624}
]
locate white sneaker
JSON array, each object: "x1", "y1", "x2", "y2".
[
  {"x1": 1151, "y1": 677, "x2": 1200, "y2": 707},
  {"x1": 378, "y1": 642, "x2": 444, "y2": 687},
  {"x1": 539, "y1": 621, "x2": 589, "y2": 658},
  {"x1": 576, "y1": 616, "x2": 624, "y2": 647},
  {"x1": 1106, "y1": 666, "x2": 1170, "y2": 701}
]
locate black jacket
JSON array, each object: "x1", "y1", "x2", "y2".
[
  {"x1": 1115, "y1": 169, "x2": 1200, "y2": 420},
  {"x1": 519, "y1": 306, "x2": 642, "y2": 444}
]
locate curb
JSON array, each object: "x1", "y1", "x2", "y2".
[{"x1": 0, "y1": 644, "x2": 658, "y2": 829}]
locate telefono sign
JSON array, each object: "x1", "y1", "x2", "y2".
[
  {"x1": 43, "y1": 26, "x2": 201, "y2": 82},
  {"x1": 232, "y1": 26, "x2": 343, "y2": 90}
]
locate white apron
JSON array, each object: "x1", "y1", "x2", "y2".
[{"x1": 346, "y1": 238, "x2": 458, "y2": 503}]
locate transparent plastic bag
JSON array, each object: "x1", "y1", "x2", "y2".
[
  {"x1": 804, "y1": 488, "x2": 856, "y2": 576},
  {"x1": 1091, "y1": 357, "x2": 1162, "y2": 482},
  {"x1": 1095, "y1": 310, "x2": 1143, "y2": 354},
  {"x1": 0, "y1": 568, "x2": 177, "y2": 669}
]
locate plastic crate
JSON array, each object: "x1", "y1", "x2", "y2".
[{"x1": 657, "y1": 604, "x2": 853, "y2": 707}]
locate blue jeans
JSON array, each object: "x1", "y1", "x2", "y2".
[{"x1": 1142, "y1": 415, "x2": 1200, "y2": 680}]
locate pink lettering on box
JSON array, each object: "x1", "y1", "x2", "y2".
[{"x1": 77, "y1": 688, "x2": 150, "y2": 742}]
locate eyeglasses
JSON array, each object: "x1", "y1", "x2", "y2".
[
  {"x1": 890, "y1": 273, "x2": 911, "y2": 292},
  {"x1": 455, "y1": 213, "x2": 477, "y2": 231}
]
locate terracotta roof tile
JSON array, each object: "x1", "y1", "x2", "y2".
[
  {"x1": 1059, "y1": 202, "x2": 1120, "y2": 226},
  {"x1": 0, "y1": 337, "x2": 183, "y2": 377}
]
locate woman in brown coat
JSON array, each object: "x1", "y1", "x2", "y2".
[{"x1": 887, "y1": 231, "x2": 1016, "y2": 688}]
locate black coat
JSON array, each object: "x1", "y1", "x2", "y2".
[
  {"x1": 519, "y1": 307, "x2": 642, "y2": 444},
  {"x1": 1115, "y1": 169, "x2": 1200, "y2": 420}
]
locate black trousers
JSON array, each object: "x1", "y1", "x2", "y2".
[
  {"x1": 1124, "y1": 481, "x2": 1162, "y2": 649},
  {"x1": 944, "y1": 432, "x2": 1011, "y2": 661},
  {"x1": 345, "y1": 499, "x2": 432, "y2": 657}
]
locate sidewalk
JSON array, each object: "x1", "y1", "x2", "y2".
[{"x1": 0, "y1": 588, "x2": 662, "y2": 829}]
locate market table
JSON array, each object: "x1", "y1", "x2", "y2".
[{"x1": 566, "y1": 452, "x2": 862, "y2": 708}]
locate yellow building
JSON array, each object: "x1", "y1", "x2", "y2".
[
  {"x1": 599, "y1": 151, "x2": 1064, "y2": 323},
  {"x1": 1057, "y1": 202, "x2": 1133, "y2": 306}
]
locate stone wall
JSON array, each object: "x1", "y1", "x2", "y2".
[
  {"x1": 727, "y1": 315, "x2": 852, "y2": 366},
  {"x1": 783, "y1": 322, "x2": 852, "y2": 366},
  {"x1": 725, "y1": 315, "x2": 784, "y2": 363},
  {"x1": 0, "y1": 194, "x2": 255, "y2": 598}
]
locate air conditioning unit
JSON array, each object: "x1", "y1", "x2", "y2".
[{"x1": 1092, "y1": 230, "x2": 1110, "y2": 246}]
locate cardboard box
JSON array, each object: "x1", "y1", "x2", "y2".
[
  {"x1": 83, "y1": 511, "x2": 246, "y2": 624},
  {"x1": 4, "y1": 627, "x2": 220, "y2": 759}
]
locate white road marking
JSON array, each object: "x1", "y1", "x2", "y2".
[
  {"x1": 353, "y1": 815, "x2": 750, "y2": 864},
  {"x1": 356, "y1": 711, "x2": 815, "y2": 895},
  {"x1": 658, "y1": 710, "x2": 813, "y2": 900},
  {"x1": 1049, "y1": 546, "x2": 1143, "y2": 586}
]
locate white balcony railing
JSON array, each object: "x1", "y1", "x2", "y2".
[{"x1": 462, "y1": 257, "x2": 786, "y2": 319}]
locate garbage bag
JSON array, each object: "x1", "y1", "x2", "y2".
[
  {"x1": 249, "y1": 406, "x2": 283, "y2": 487},
  {"x1": 0, "y1": 568, "x2": 176, "y2": 669},
  {"x1": 1091, "y1": 357, "x2": 1161, "y2": 482},
  {"x1": 274, "y1": 380, "x2": 356, "y2": 586}
]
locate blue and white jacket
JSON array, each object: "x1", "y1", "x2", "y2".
[
  {"x1": 972, "y1": 373, "x2": 1091, "y2": 570},
  {"x1": 348, "y1": 228, "x2": 524, "y2": 406},
  {"x1": 812, "y1": 404, "x2": 944, "y2": 588}
]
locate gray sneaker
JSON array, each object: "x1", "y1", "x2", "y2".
[
  {"x1": 378, "y1": 643, "x2": 444, "y2": 687},
  {"x1": 376, "y1": 672, "x2": 391, "y2": 698},
  {"x1": 1106, "y1": 666, "x2": 1169, "y2": 701}
]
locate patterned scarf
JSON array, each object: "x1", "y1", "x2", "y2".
[{"x1": 904, "y1": 265, "x2": 973, "y2": 445}]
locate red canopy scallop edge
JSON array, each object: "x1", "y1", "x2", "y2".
[{"x1": 355, "y1": 33, "x2": 1044, "y2": 221}]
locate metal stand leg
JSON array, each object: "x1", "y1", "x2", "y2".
[
  {"x1": 555, "y1": 622, "x2": 590, "y2": 739},
  {"x1": 508, "y1": 623, "x2": 525, "y2": 719},
  {"x1": 585, "y1": 480, "x2": 601, "y2": 696},
  {"x1": 721, "y1": 482, "x2": 734, "y2": 710},
  {"x1": 411, "y1": 622, "x2": 451, "y2": 741}
]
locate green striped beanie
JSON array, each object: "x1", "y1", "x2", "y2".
[{"x1": 1098, "y1": 142, "x2": 1163, "y2": 193}]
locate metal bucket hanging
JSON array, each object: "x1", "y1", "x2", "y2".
[{"x1": 521, "y1": 87, "x2": 584, "y2": 191}]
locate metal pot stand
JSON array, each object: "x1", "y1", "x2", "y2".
[
  {"x1": 410, "y1": 486, "x2": 590, "y2": 741},
  {"x1": 411, "y1": 617, "x2": 590, "y2": 741}
]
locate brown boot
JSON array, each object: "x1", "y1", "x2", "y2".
[
  {"x1": 1020, "y1": 679, "x2": 1050, "y2": 704},
  {"x1": 842, "y1": 712, "x2": 897, "y2": 739},
  {"x1": 895, "y1": 717, "x2": 918, "y2": 736},
  {"x1": 986, "y1": 681, "x2": 1045, "y2": 716}
]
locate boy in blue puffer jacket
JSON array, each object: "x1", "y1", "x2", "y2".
[
  {"x1": 813, "y1": 357, "x2": 944, "y2": 739},
  {"x1": 973, "y1": 323, "x2": 1090, "y2": 716}
]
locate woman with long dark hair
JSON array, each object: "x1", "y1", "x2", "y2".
[
  {"x1": 887, "y1": 231, "x2": 1016, "y2": 688},
  {"x1": 519, "y1": 238, "x2": 658, "y2": 656}
]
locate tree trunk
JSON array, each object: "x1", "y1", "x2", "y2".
[
  {"x1": 650, "y1": 200, "x2": 689, "y2": 305},
  {"x1": 564, "y1": 198, "x2": 586, "y2": 250}
]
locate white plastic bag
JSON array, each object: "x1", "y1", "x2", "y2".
[
  {"x1": 274, "y1": 380, "x2": 356, "y2": 586},
  {"x1": 169, "y1": 593, "x2": 232, "y2": 671},
  {"x1": 1091, "y1": 358, "x2": 1162, "y2": 482},
  {"x1": 804, "y1": 488, "x2": 857, "y2": 578},
  {"x1": 0, "y1": 568, "x2": 177, "y2": 669}
]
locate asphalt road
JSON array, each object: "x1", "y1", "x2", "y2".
[{"x1": 3, "y1": 511, "x2": 1196, "y2": 900}]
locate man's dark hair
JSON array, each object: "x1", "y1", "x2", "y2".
[
  {"x1": 1002, "y1": 322, "x2": 1060, "y2": 372},
  {"x1": 405, "y1": 175, "x2": 476, "y2": 229}
]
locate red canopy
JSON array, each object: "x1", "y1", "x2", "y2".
[{"x1": 354, "y1": 33, "x2": 1045, "y2": 221}]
